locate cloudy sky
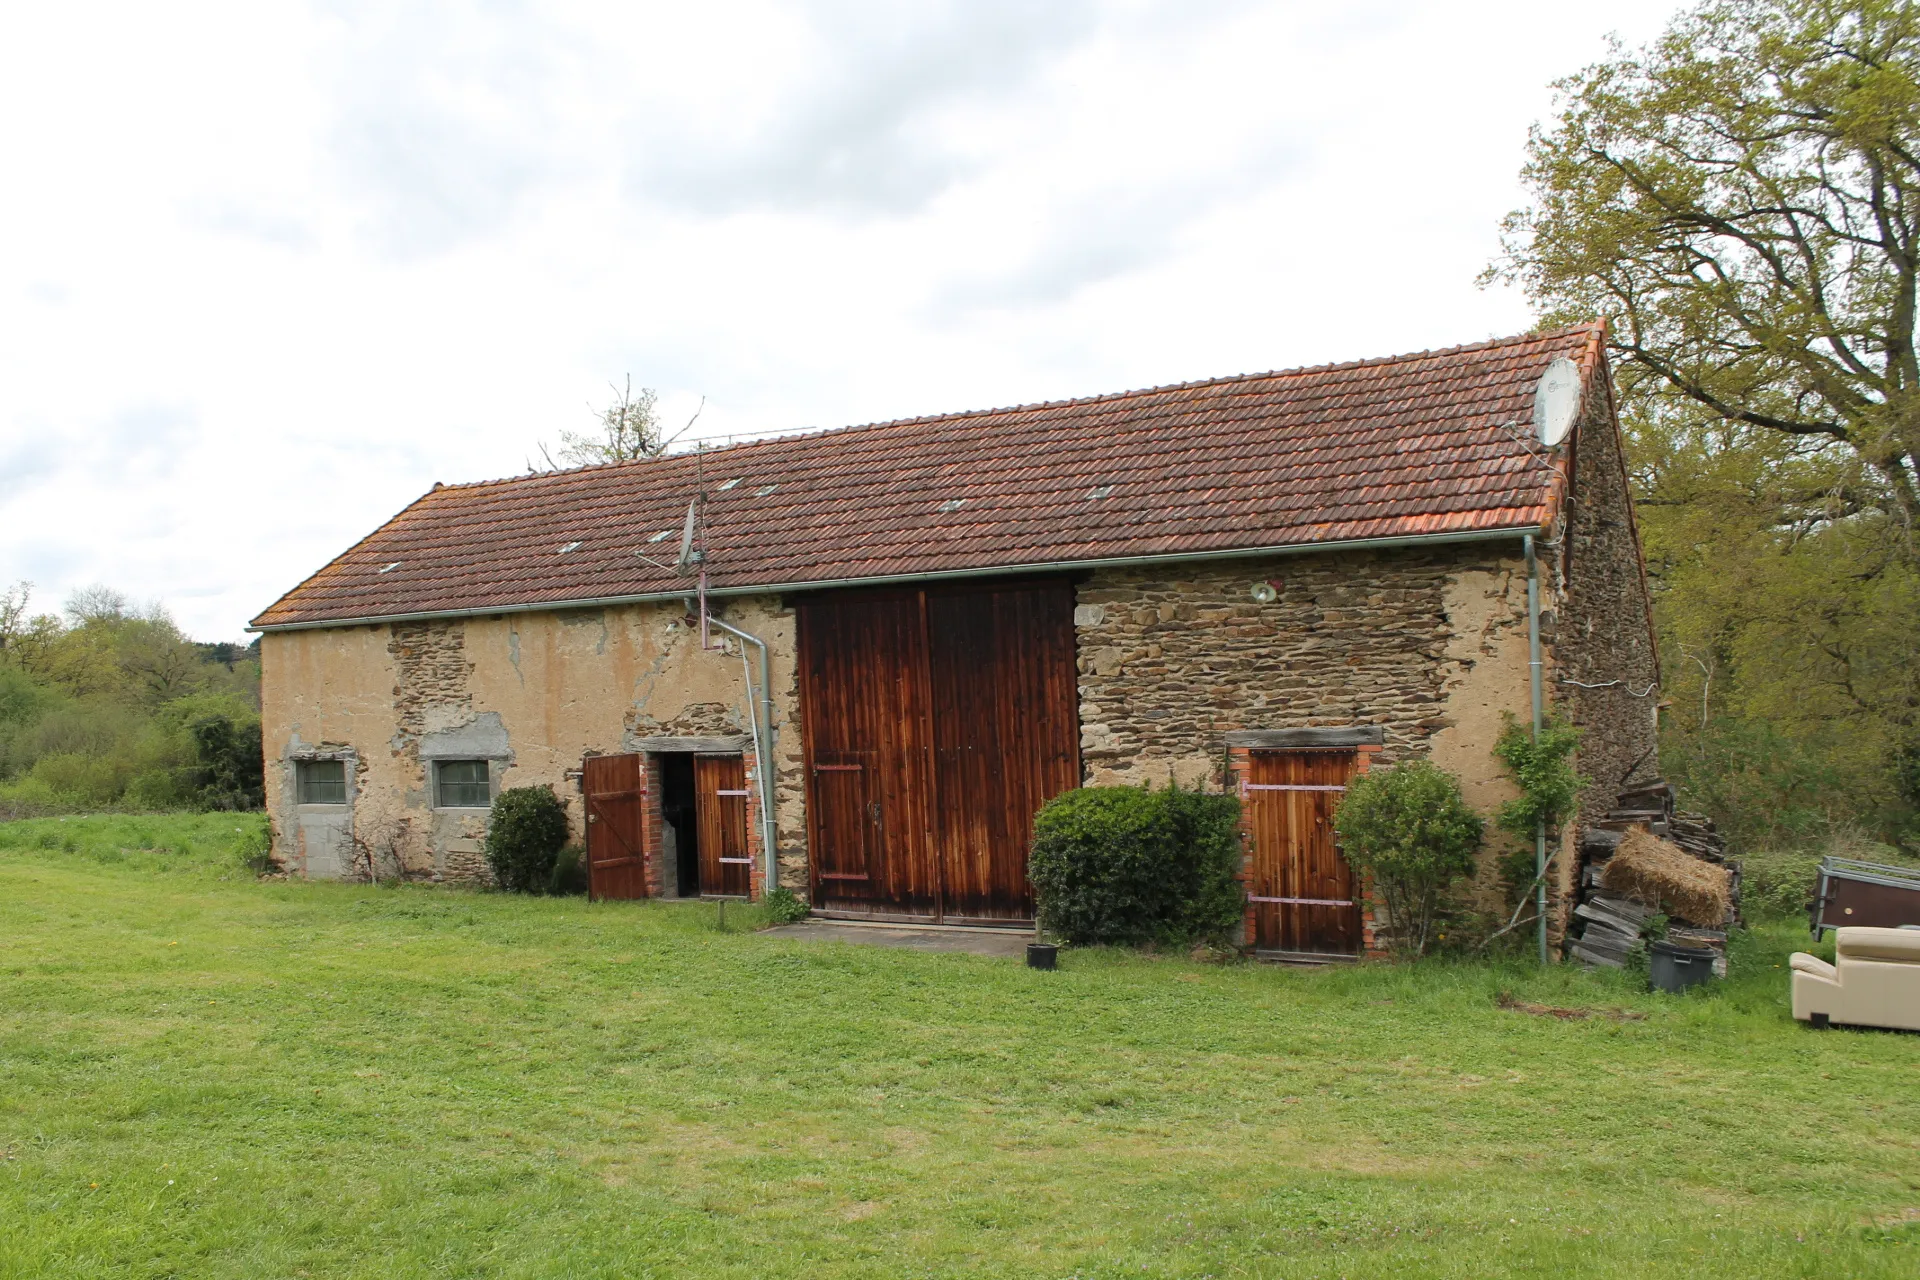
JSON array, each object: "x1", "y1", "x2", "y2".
[{"x1": 2, "y1": 0, "x2": 1686, "y2": 640}]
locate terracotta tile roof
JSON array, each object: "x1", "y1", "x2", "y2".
[{"x1": 252, "y1": 323, "x2": 1605, "y2": 629}]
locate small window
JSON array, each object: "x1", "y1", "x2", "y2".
[
  {"x1": 296, "y1": 759, "x2": 347, "y2": 805},
  {"x1": 435, "y1": 759, "x2": 492, "y2": 809}
]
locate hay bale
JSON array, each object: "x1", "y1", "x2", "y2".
[{"x1": 1600, "y1": 827, "x2": 1731, "y2": 925}]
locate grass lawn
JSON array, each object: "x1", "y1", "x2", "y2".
[{"x1": 2, "y1": 815, "x2": 1917, "y2": 1278}]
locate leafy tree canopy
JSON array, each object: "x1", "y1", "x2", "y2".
[
  {"x1": 1494, "y1": 0, "x2": 1920, "y2": 532},
  {"x1": 1494, "y1": 0, "x2": 1920, "y2": 845},
  {"x1": 0, "y1": 582, "x2": 262, "y2": 817}
]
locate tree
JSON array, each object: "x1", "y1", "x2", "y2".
[
  {"x1": 65, "y1": 585, "x2": 131, "y2": 627},
  {"x1": 0, "y1": 582, "x2": 30, "y2": 655},
  {"x1": 1492, "y1": 0, "x2": 1920, "y2": 843},
  {"x1": 537, "y1": 376, "x2": 667, "y2": 470},
  {"x1": 1492, "y1": 0, "x2": 1920, "y2": 535}
]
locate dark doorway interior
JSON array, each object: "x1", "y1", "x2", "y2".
[{"x1": 659, "y1": 753, "x2": 701, "y2": 897}]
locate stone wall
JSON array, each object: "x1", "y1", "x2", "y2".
[
  {"x1": 1073, "y1": 543, "x2": 1544, "y2": 912},
  {"x1": 1556, "y1": 366, "x2": 1662, "y2": 818},
  {"x1": 1551, "y1": 361, "x2": 1662, "y2": 930}
]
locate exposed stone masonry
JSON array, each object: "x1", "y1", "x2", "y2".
[
  {"x1": 623, "y1": 701, "x2": 743, "y2": 744},
  {"x1": 387, "y1": 620, "x2": 474, "y2": 757},
  {"x1": 1557, "y1": 377, "x2": 1662, "y2": 823},
  {"x1": 1075, "y1": 547, "x2": 1502, "y2": 787}
]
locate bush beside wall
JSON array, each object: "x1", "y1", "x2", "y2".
[
  {"x1": 485, "y1": 787, "x2": 570, "y2": 893},
  {"x1": 1028, "y1": 785, "x2": 1241, "y2": 948}
]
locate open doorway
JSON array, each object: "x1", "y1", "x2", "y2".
[{"x1": 657, "y1": 753, "x2": 701, "y2": 897}]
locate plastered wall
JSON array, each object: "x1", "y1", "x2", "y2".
[{"x1": 261, "y1": 596, "x2": 804, "y2": 884}]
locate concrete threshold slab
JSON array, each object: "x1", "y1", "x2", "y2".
[{"x1": 758, "y1": 918, "x2": 1030, "y2": 958}]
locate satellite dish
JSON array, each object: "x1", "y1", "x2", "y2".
[
  {"x1": 1533, "y1": 357, "x2": 1581, "y2": 448},
  {"x1": 674, "y1": 498, "x2": 701, "y2": 575}
]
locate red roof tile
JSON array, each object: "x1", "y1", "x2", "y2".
[{"x1": 251, "y1": 324, "x2": 1604, "y2": 629}]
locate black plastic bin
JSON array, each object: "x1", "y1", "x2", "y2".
[{"x1": 1648, "y1": 939, "x2": 1716, "y2": 994}]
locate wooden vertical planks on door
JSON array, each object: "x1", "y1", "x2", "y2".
[
  {"x1": 797, "y1": 579, "x2": 1080, "y2": 922},
  {"x1": 1246, "y1": 749, "x2": 1362, "y2": 953},
  {"x1": 926, "y1": 580, "x2": 1080, "y2": 920},
  {"x1": 796, "y1": 591, "x2": 937, "y2": 915},
  {"x1": 693, "y1": 753, "x2": 751, "y2": 897},
  {"x1": 582, "y1": 752, "x2": 648, "y2": 901}
]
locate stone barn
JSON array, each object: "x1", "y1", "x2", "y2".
[{"x1": 251, "y1": 322, "x2": 1659, "y2": 957}]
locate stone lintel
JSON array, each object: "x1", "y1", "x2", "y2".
[
  {"x1": 1223, "y1": 726, "x2": 1386, "y2": 750},
  {"x1": 632, "y1": 735, "x2": 750, "y2": 753}
]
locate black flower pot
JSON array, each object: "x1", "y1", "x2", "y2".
[{"x1": 1026, "y1": 942, "x2": 1059, "y2": 970}]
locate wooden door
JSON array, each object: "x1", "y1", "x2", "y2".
[
  {"x1": 694, "y1": 753, "x2": 752, "y2": 897},
  {"x1": 583, "y1": 753, "x2": 648, "y2": 901},
  {"x1": 798, "y1": 580, "x2": 1079, "y2": 922},
  {"x1": 926, "y1": 581, "x2": 1081, "y2": 920},
  {"x1": 810, "y1": 750, "x2": 876, "y2": 899},
  {"x1": 1246, "y1": 750, "x2": 1361, "y2": 953},
  {"x1": 797, "y1": 592, "x2": 937, "y2": 915}
]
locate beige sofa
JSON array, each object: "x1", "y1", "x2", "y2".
[{"x1": 1791, "y1": 927, "x2": 1920, "y2": 1031}]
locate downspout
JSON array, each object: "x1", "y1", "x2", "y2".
[
  {"x1": 707, "y1": 616, "x2": 778, "y2": 898},
  {"x1": 1525, "y1": 533, "x2": 1548, "y2": 965}
]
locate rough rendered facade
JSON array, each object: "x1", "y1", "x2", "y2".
[{"x1": 264, "y1": 598, "x2": 806, "y2": 889}]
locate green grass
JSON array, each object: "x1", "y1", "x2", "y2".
[{"x1": 1, "y1": 815, "x2": 1916, "y2": 1278}]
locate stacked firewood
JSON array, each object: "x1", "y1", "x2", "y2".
[{"x1": 1564, "y1": 780, "x2": 1739, "y2": 974}]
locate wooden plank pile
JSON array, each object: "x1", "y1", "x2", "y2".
[{"x1": 1565, "y1": 780, "x2": 1739, "y2": 974}]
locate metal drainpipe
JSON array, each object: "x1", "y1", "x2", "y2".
[
  {"x1": 706, "y1": 616, "x2": 778, "y2": 897},
  {"x1": 1525, "y1": 534, "x2": 1548, "y2": 965}
]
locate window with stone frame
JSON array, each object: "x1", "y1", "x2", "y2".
[
  {"x1": 295, "y1": 759, "x2": 348, "y2": 805},
  {"x1": 434, "y1": 759, "x2": 492, "y2": 809}
]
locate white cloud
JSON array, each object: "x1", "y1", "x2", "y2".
[{"x1": 0, "y1": 0, "x2": 1687, "y2": 639}]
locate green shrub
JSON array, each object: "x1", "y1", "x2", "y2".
[
  {"x1": 1739, "y1": 848, "x2": 1825, "y2": 920},
  {"x1": 182, "y1": 711, "x2": 264, "y2": 810},
  {"x1": 484, "y1": 787, "x2": 570, "y2": 893},
  {"x1": 1028, "y1": 784, "x2": 1242, "y2": 948},
  {"x1": 1332, "y1": 760, "x2": 1483, "y2": 958},
  {"x1": 763, "y1": 885, "x2": 809, "y2": 924},
  {"x1": 548, "y1": 843, "x2": 588, "y2": 896},
  {"x1": 1157, "y1": 785, "x2": 1245, "y2": 944}
]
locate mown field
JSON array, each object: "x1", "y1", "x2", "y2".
[{"x1": 1, "y1": 815, "x2": 1916, "y2": 1278}]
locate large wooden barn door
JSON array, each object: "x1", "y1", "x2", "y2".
[
  {"x1": 694, "y1": 753, "x2": 752, "y2": 897},
  {"x1": 1246, "y1": 750, "x2": 1362, "y2": 954},
  {"x1": 798, "y1": 593, "x2": 938, "y2": 916},
  {"x1": 926, "y1": 581, "x2": 1080, "y2": 920},
  {"x1": 797, "y1": 581, "x2": 1079, "y2": 923},
  {"x1": 583, "y1": 753, "x2": 648, "y2": 901}
]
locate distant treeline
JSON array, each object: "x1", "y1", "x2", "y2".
[{"x1": 0, "y1": 584, "x2": 262, "y2": 818}]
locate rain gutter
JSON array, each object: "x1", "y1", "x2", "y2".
[{"x1": 1525, "y1": 533, "x2": 1549, "y2": 966}]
